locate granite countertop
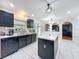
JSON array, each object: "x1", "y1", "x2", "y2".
[
  {"x1": 38, "y1": 31, "x2": 59, "y2": 41},
  {"x1": 0, "y1": 32, "x2": 36, "y2": 39}
]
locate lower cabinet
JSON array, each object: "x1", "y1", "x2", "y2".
[
  {"x1": 19, "y1": 34, "x2": 36, "y2": 49},
  {"x1": 0, "y1": 34, "x2": 36, "y2": 58},
  {"x1": 31, "y1": 34, "x2": 36, "y2": 43},
  {"x1": 19, "y1": 35, "x2": 27, "y2": 48},
  {"x1": 1, "y1": 37, "x2": 19, "y2": 58},
  {"x1": 26, "y1": 35, "x2": 32, "y2": 45},
  {"x1": 38, "y1": 38, "x2": 55, "y2": 59}
]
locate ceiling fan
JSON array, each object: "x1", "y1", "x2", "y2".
[{"x1": 40, "y1": 0, "x2": 58, "y2": 13}]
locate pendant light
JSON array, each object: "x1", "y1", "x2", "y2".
[{"x1": 45, "y1": 4, "x2": 53, "y2": 13}]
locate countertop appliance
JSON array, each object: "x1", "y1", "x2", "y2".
[{"x1": 5, "y1": 29, "x2": 14, "y2": 36}]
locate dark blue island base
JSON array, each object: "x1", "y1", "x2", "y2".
[{"x1": 38, "y1": 37, "x2": 58, "y2": 59}]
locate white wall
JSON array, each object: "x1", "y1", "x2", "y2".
[
  {"x1": 39, "y1": 17, "x2": 78, "y2": 47},
  {"x1": 73, "y1": 16, "x2": 79, "y2": 43},
  {"x1": 52, "y1": 16, "x2": 79, "y2": 44},
  {"x1": 14, "y1": 19, "x2": 26, "y2": 25},
  {"x1": 55, "y1": 18, "x2": 75, "y2": 47}
]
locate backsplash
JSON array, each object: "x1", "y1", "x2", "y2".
[
  {"x1": 14, "y1": 25, "x2": 26, "y2": 33},
  {"x1": 0, "y1": 27, "x2": 14, "y2": 36}
]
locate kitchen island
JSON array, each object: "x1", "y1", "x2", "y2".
[
  {"x1": 38, "y1": 32, "x2": 58, "y2": 59},
  {"x1": 0, "y1": 32, "x2": 36, "y2": 59}
]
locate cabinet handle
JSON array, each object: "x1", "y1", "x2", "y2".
[{"x1": 44, "y1": 44, "x2": 47, "y2": 48}]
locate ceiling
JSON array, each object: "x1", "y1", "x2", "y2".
[{"x1": 0, "y1": 0, "x2": 79, "y2": 21}]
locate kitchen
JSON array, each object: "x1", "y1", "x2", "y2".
[{"x1": 0, "y1": 0, "x2": 79, "y2": 59}]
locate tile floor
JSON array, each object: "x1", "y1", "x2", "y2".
[
  {"x1": 56, "y1": 40, "x2": 79, "y2": 59},
  {"x1": 3, "y1": 40, "x2": 79, "y2": 59}
]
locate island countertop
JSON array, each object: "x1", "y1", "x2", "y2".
[
  {"x1": 38, "y1": 31, "x2": 59, "y2": 41},
  {"x1": 0, "y1": 32, "x2": 36, "y2": 39}
]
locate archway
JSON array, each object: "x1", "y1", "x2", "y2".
[
  {"x1": 45, "y1": 24, "x2": 50, "y2": 31},
  {"x1": 62, "y1": 22, "x2": 72, "y2": 40}
]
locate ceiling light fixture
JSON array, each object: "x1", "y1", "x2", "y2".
[
  {"x1": 9, "y1": 3, "x2": 15, "y2": 8},
  {"x1": 46, "y1": 4, "x2": 53, "y2": 13},
  {"x1": 32, "y1": 14, "x2": 35, "y2": 17},
  {"x1": 67, "y1": 11, "x2": 71, "y2": 14},
  {"x1": 40, "y1": 0, "x2": 58, "y2": 14}
]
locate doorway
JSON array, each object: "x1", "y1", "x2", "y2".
[
  {"x1": 52, "y1": 23, "x2": 59, "y2": 31},
  {"x1": 62, "y1": 22, "x2": 72, "y2": 40}
]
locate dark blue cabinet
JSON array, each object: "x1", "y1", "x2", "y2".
[
  {"x1": 18, "y1": 35, "x2": 31, "y2": 49},
  {"x1": 0, "y1": 34, "x2": 36, "y2": 59},
  {"x1": 0, "y1": 10, "x2": 14, "y2": 27},
  {"x1": 31, "y1": 34, "x2": 36, "y2": 43},
  {"x1": 0, "y1": 11, "x2": 4, "y2": 26},
  {"x1": 38, "y1": 38, "x2": 54, "y2": 59},
  {"x1": 4, "y1": 13, "x2": 14, "y2": 27},
  {"x1": 1, "y1": 37, "x2": 19, "y2": 58},
  {"x1": 27, "y1": 19, "x2": 34, "y2": 28},
  {"x1": 19, "y1": 35, "x2": 27, "y2": 48},
  {"x1": 19, "y1": 34, "x2": 36, "y2": 49},
  {"x1": 26, "y1": 35, "x2": 32, "y2": 45}
]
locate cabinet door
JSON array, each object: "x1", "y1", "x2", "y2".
[
  {"x1": 27, "y1": 19, "x2": 34, "y2": 28},
  {"x1": 1, "y1": 37, "x2": 19, "y2": 58},
  {"x1": 31, "y1": 34, "x2": 36, "y2": 43},
  {"x1": 0, "y1": 11, "x2": 4, "y2": 26},
  {"x1": 38, "y1": 39, "x2": 54, "y2": 59},
  {"x1": 0, "y1": 10, "x2": 14, "y2": 27},
  {"x1": 30, "y1": 20, "x2": 34, "y2": 28},
  {"x1": 5, "y1": 13, "x2": 14, "y2": 27},
  {"x1": 26, "y1": 35, "x2": 32, "y2": 45},
  {"x1": 19, "y1": 36, "x2": 27, "y2": 48},
  {"x1": 34, "y1": 34, "x2": 36, "y2": 42}
]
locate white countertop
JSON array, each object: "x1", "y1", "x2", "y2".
[
  {"x1": 38, "y1": 31, "x2": 59, "y2": 41},
  {"x1": 0, "y1": 32, "x2": 36, "y2": 39}
]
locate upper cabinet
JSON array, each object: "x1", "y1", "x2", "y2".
[
  {"x1": 27, "y1": 19, "x2": 34, "y2": 28},
  {"x1": 0, "y1": 10, "x2": 14, "y2": 27}
]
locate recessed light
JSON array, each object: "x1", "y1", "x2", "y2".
[
  {"x1": 67, "y1": 11, "x2": 71, "y2": 14},
  {"x1": 32, "y1": 14, "x2": 35, "y2": 17},
  {"x1": 9, "y1": 3, "x2": 15, "y2": 7}
]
